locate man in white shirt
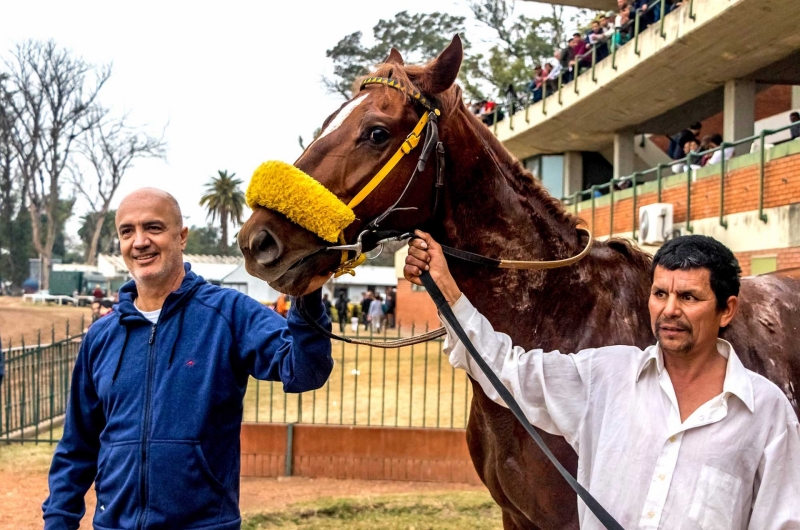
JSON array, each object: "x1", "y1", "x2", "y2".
[{"x1": 404, "y1": 232, "x2": 799, "y2": 529}]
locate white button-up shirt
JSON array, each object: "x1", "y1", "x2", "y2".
[{"x1": 444, "y1": 295, "x2": 800, "y2": 529}]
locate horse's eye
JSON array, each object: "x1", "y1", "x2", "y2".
[{"x1": 368, "y1": 127, "x2": 390, "y2": 145}]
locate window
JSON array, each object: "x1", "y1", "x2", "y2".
[
  {"x1": 523, "y1": 154, "x2": 564, "y2": 197},
  {"x1": 750, "y1": 256, "x2": 777, "y2": 275}
]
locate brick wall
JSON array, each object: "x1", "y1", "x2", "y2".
[
  {"x1": 394, "y1": 278, "x2": 440, "y2": 330},
  {"x1": 581, "y1": 150, "x2": 800, "y2": 238},
  {"x1": 735, "y1": 247, "x2": 800, "y2": 276},
  {"x1": 241, "y1": 423, "x2": 481, "y2": 485}
]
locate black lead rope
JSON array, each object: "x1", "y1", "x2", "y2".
[{"x1": 418, "y1": 270, "x2": 624, "y2": 530}]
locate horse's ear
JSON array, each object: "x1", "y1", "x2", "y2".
[
  {"x1": 383, "y1": 48, "x2": 404, "y2": 66},
  {"x1": 417, "y1": 35, "x2": 463, "y2": 95}
]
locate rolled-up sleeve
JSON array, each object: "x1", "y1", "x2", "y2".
[{"x1": 442, "y1": 295, "x2": 594, "y2": 445}]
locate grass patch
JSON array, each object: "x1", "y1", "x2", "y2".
[
  {"x1": 0, "y1": 427, "x2": 61, "y2": 474},
  {"x1": 242, "y1": 491, "x2": 501, "y2": 529}
]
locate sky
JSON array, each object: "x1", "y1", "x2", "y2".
[{"x1": 2, "y1": 0, "x2": 558, "y2": 245}]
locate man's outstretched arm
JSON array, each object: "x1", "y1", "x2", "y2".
[{"x1": 404, "y1": 230, "x2": 593, "y2": 442}]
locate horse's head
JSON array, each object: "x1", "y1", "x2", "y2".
[{"x1": 239, "y1": 36, "x2": 464, "y2": 296}]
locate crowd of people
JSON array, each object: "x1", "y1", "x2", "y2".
[
  {"x1": 468, "y1": 0, "x2": 686, "y2": 122},
  {"x1": 324, "y1": 288, "x2": 397, "y2": 334}
]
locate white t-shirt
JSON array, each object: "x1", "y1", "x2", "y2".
[{"x1": 134, "y1": 300, "x2": 161, "y2": 324}]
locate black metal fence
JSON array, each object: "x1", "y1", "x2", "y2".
[
  {"x1": 1, "y1": 322, "x2": 472, "y2": 445},
  {"x1": 1, "y1": 322, "x2": 85, "y2": 444}
]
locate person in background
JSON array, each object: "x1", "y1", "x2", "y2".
[
  {"x1": 368, "y1": 294, "x2": 385, "y2": 333},
  {"x1": 321, "y1": 293, "x2": 333, "y2": 318},
  {"x1": 588, "y1": 20, "x2": 610, "y2": 61},
  {"x1": 275, "y1": 292, "x2": 289, "y2": 317},
  {"x1": 335, "y1": 290, "x2": 350, "y2": 333},
  {"x1": 385, "y1": 288, "x2": 396, "y2": 329},
  {"x1": 669, "y1": 122, "x2": 702, "y2": 159},
  {"x1": 361, "y1": 291, "x2": 373, "y2": 331},
  {"x1": 527, "y1": 65, "x2": 545, "y2": 103},
  {"x1": 700, "y1": 134, "x2": 735, "y2": 166},
  {"x1": 790, "y1": 111, "x2": 800, "y2": 140}
]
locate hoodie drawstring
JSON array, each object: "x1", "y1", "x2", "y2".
[
  {"x1": 112, "y1": 327, "x2": 131, "y2": 383},
  {"x1": 167, "y1": 306, "x2": 186, "y2": 369}
]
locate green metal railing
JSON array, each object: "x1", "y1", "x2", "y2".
[
  {"x1": 1, "y1": 318, "x2": 85, "y2": 444},
  {"x1": 563, "y1": 122, "x2": 799, "y2": 235},
  {"x1": 488, "y1": 0, "x2": 687, "y2": 131}
]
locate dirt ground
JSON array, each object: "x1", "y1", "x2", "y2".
[
  {"x1": 0, "y1": 439, "x2": 487, "y2": 529},
  {"x1": 0, "y1": 297, "x2": 91, "y2": 345}
]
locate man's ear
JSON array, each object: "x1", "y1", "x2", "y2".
[
  {"x1": 719, "y1": 295, "x2": 738, "y2": 328},
  {"x1": 415, "y1": 35, "x2": 463, "y2": 95},
  {"x1": 180, "y1": 226, "x2": 189, "y2": 251},
  {"x1": 383, "y1": 48, "x2": 404, "y2": 66}
]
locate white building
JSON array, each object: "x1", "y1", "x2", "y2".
[{"x1": 325, "y1": 265, "x2": 397, "y2": 302}]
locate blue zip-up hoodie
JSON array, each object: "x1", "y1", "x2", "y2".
[{"x1": 43, "y1": 264, "x2": 332, "y2": 530}]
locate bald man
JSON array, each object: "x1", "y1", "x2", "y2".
[{"x1": 43, "y1": 188, "x2": 333, "y2": 530}]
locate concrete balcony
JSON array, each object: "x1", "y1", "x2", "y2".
[
  {"x1": 522, "y1": 0, "x2": 616, "y2": 10},
  {"x1": 497, "y1": 0, "x2": 800, "y2": 161}
]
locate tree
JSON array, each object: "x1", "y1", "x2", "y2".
[
  {"x1": 5, "y1": 40, "x2": 110, "y2": 289},
  {"x1": 73, "y1": 111, "x2": 166, "y2": 264},
  {"x1": 77, "y1": 209, "x2": 118, "y2": 257},
  {"x1": 199, "y1": 170, "x2": 245, "y2": 255},
  {"x1": 184, "y1": 225, "x2": 223, "y2": 255},
  {"x1": 324, "y1": 3, "x2": 586, "y2": 101},
  {"x1": 323, "y1": 11, "x2": 472, "y2": 100}
]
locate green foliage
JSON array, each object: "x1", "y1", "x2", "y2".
[
  {"x1": 185, "y1": 224, "x2": 240, "y2": 256},
  {"x1": 77, "y1": 210, "x2": 118, "y2": 256},
  {"x1": 242, "y1": 491, "x2": 501, "y2": 529},
  {"x1": 199, "y1": 170, "x2": 246, "y2": 255},
  {"x1": 324, "y1": 11, "x2": 471, "y2": 100},
  {"x1": 324, "y1": 2, "x2": 591, "y2": 101},
  {"x1": 0, "y1": 211, "x2": 34, "y2": 286}
]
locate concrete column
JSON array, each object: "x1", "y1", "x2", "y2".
[
  {"x1": 613, "y1": 130, "x2": 635, "y2": 181},
  {"x1": 792, "y1": 86, "x2": 800, "y2": 110},
  {"x1": 723, "y1": 79, "x2": 755, "y2": 156},
  {"x1": 562, "y1": 151, "x2": 583, "y2": 199}
]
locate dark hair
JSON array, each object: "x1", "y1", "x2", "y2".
[
  {"x1": 651, "y1": 235, "x2": 741, "y2": 310},
  {"x1": 690, "y1": 122, "x2": 702, "y2": 130},
  {"x1": 710, "y1": 133, "x2": 723, "y2": 145},
  {"x1": 100, "y1": 300, "x2": 114, "y2": 309},
  {"x1": 790, "y1": 112, "x2": 800, "y2": 121}
]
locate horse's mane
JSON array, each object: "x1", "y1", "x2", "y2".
[{"x1": 357, "y1": 62, "x2": 579, "y2": 232}]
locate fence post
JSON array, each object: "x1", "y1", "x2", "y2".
[
  {"x1": 689, "y1": 0, "x2": 697, "y2": 20},
  {"x1": 557, "y1": 72, "x2": 563, "y2": 105},
  {"x1": 659, "y1": 0, "x2": 667, "y2": 38},
  {"x1": 634, "y1": 11, "x2": 642, "y2": 56},
  {"x1": 509, "y1": 102, "x2": 514, "y2": 131},
  {"x1": 612, "y1": 28, "x2": 620, "y2": 70},
  {"x1": 285, "y1": 423, "x2": 294, "y2": 477},
  {"x1": 609, "y1": 178, "x2": 617, "y2": 236},
  {"x1": 525, "y1": 98, "x2": 530, "y2": 123},
  {"x1": 493, "y1": 108, "x2": 499, "y2": 135},
  {"x1": 719, "y1": 143, "x2": 728, "y2": 228},
  {"x1": 758, "y1": 129, "x2": 768, "y2": 223},
  {"x1": 542, "y1": 82, "x2": 548, "y2": 116},
  {"x1": 591, "y1": 185, "x2": 597, "y2": 230},
  {"x1": 686, "y1": 161, "x2": 694, "y2": 233},
  {"x1": 632, "y1": 173, "x2": 639, "y2": 239},
  {"x1": 591, "y1": 46, "x2": 598, "y2": 83}
]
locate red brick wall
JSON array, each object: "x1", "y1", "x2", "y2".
[
  {"x1": 240, "y1": 423, "x2": 481, "y2": 485},
  {"x1": 394, "y1": 278, "x2": 440, "y2": 330},
  {"x1": 735, "y1": 247, "x2": 800, "y2": 276},
  {"x1": 582, "y1": 151, "x2": 800, "y2": 237}
]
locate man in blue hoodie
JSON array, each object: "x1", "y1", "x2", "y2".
[{"x1": 43, "y1": 188, "x2": 333, "y2": 530}]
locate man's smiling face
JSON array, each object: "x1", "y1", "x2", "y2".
[{"x1": 116, "y1": 189, "x2": 188, "y2": 288}]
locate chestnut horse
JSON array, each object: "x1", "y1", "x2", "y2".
[{"x1": 239, "y1": 36, "x2": 800, "y2": 529}]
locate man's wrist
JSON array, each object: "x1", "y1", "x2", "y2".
[{"x1": 440, "y1": 279, "x2": 462, "y2": 306}]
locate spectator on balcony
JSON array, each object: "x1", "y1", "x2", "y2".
[
  {"x1": 568, "y1": 33, "x2": 589, "y2": 71},
  {"x1": 672, "y1": 138, "x2": 703, "y2": 174},
  {"x1": 588, "y1": 20, "x2": 610, "y2": 61},
  {"x1": 669, "y1": 122, "x2": 702, "y2": 159},
  {"x1": 545, "y1": 61, "x2": 561, "y2": 93},
  {"x1": 615, "y1": 3, "x2": 633, "y2": 47},
  {"x1": 700, "y1": 134, "x2": 735, "y2": 166},
  {"x1": 528, "y1": 65, "x2": 545, "y2": 103},
  {"x1": 505, "y1": 83, "x2": 518, "y2": 114},
  {"x1": 790, "y1": 111, "x2": 800, "y2": 140},
  {"x1": 556, "y1": 46, "x2": 574, "y2": 83}
]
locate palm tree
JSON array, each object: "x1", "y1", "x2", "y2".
[{"x1": 199, "y1": 170, "x2": 245, "y2": 255}]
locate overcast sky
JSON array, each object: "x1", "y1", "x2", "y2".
[{"x1": 3, "y1": 0, "x2": 559, "y2": 244}]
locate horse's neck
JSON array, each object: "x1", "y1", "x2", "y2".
[{"x1": 438, "y1": 108, "x2": 577, "y2": 270}]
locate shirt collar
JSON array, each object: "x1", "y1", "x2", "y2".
[{"x1": 637, "y1": 339, "x2": 755, "y2": 413}]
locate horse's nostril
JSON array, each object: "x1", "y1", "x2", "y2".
[{"x1": 249, "y1": 229, "x2": 282, "y2": 266}]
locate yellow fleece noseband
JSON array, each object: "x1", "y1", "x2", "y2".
[{"x1": 246, "y1": 77, "x2": 439, "y2": 276}]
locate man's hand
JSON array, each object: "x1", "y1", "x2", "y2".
[{"x1": 404, "y1": 230, "x2": 462, "y2": 306}]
